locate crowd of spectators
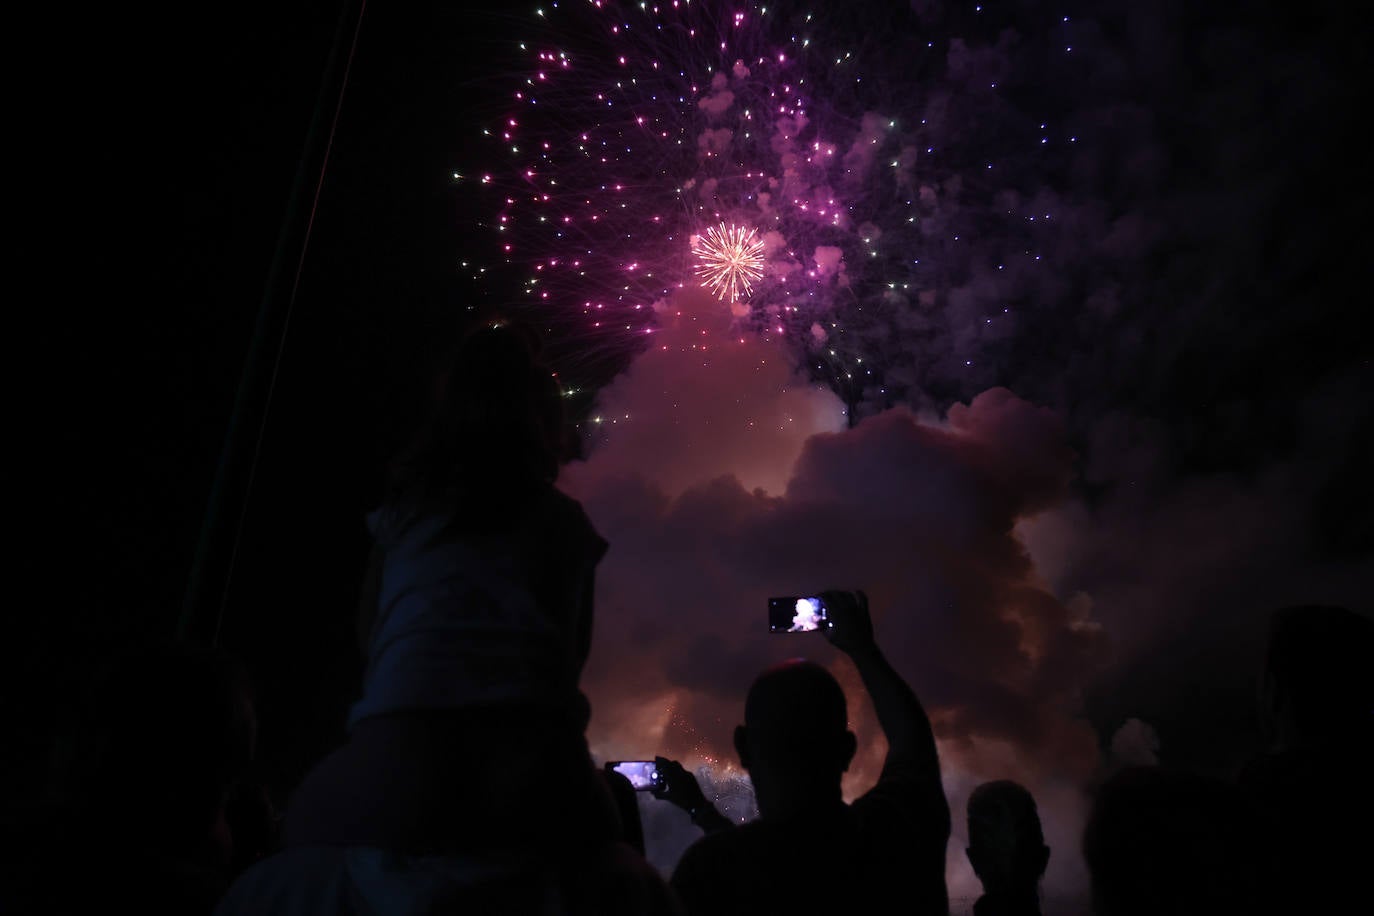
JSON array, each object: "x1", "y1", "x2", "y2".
[{"x1": 10, "y1": 322, "x2": 1370, "y2": 915}]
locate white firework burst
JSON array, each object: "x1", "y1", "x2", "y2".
[{"x1": 693, "y1": 222, "x2": 766, "y2": 302}]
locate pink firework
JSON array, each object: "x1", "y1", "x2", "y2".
[{"x1": 693, "y1": 223, "x2": 766, "y2": 303}]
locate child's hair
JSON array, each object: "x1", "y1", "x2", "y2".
[{"x1": 384, "y1": 318, "x2": 565, "y2": 516}]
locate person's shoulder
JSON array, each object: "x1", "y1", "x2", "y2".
[
  {"x1": 563, "y1": 841, "x2": 684, "y2": 916},
  {"x1": 1242, "y1": 741, "x2": 1373, "y2": 800},
  {"x1": 678, "y1": 821, "x2": 751, "y2": 856},
  {"x1": 672, "y1": 822, "x2": 760, "y2": 876},
  {"x1": 367, "y1": 492, "x2": 443, "y2": 547},
  {"x1": 670, "y1": 827, "x2": 758, "y2": 912},
  {"x1": 547, "y1": 484, "x2": 609, "y2": 552},
  {"x1": 546, "y1": 482, "x2": 594, "y2": 523}
]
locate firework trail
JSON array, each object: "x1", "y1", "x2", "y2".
[{"x1": 455, "y1": 0, "x2": 1072, "y2": 411}]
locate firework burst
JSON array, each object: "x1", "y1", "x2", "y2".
[
  {"x1": 455, "y1": 0, "x2": 1077, "y2": 412},
  {"x1": 693, "y1": 223, "x2": 766, "y2": 303}
]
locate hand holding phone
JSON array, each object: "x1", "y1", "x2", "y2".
[
  {"x1": 605, "y1": 760, "x2": 662, "y2": 792},
  {"x1": 650, "y1": 756, "x2": 710, "y2": 812},
  {"x1": 818, "y1": 589, "x2": 874, "y2": 655}
]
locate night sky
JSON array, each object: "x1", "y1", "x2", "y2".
[{"x1": 29, "y1": 1, "x2": 1373, "y2": 908}]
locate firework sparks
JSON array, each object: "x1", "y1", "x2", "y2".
[
  {"x1": 458, "y1": 0, "x2": 1073, "y2": 409},
  {"x1": 693, "y1": 223, "x2": 766, "y2": 303}
]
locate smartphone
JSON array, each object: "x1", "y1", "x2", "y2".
[
  {"x1": 769, "y1": 595, "x2": 829, "y2": 633},
  {"x1": 606, "y1": 760, "x2": 662, "y2": 791}
]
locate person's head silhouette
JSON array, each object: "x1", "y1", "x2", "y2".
[
  {"x1": 1240, "y1": 604, "x2": 1374, "y2": 915},
  {"x1": 66, "y1": 641, "x2": 258, "y2": 895},
  {"x1": 1259, "y1": 604, "x2": 1374, "y2": 749},
  {"x1": 733, "y1": 659, "x2": 857, "y2": 817},
  {"x1": 1083, "y1": 766, "x2": 1264, "y2": 916},
  {"x1": 966, "y1": 780, "x2": 1049, "y2": 910},
  {"x1": 386, "y1": 317, "x2": 565, "y2": 515}
]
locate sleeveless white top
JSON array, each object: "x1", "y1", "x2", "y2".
[{"x1": 348, "y1": 484, "x2": 606, "y2": 729}]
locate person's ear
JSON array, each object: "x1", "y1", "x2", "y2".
[
  {"x1": 734, "y1": 725, "x2": 752, "y2": 770},
  {"x1": 839, "y1": 730, "x2": 858, "y2": 772},
  {"x1": 1036, "y1": 843, "x2": 1051, "y2": 877},
  {"x1": 966, "y1": 846, "x2": 983, "y2": 880}
]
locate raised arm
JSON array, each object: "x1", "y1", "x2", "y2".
[
  {"x1": 821, "y1": 590, "x2": 940, "y2": 785},
  {"x1": 651, "y1": 757, "x2": 734, "y2": 835}
]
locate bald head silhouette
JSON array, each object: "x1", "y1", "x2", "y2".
[
  {"x1": 734, "y1": 660, "x2": 857, "y2": 813},
  {"x1": 669, "y1": 592, "x2": 952, "y2": 916}
]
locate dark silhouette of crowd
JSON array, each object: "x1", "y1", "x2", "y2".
[
  {"x1": 8, "y1": 320, "x2": 1371, "y2": 915},
  {"x1": 10, "y1": 643, "x2": 275, "y2": 915}
]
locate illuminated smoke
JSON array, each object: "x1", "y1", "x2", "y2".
[
  {"x1": 789, "y1": 596, "x2": 824, "y2": 632},
  {"x1": 561, "y1": 309, "x2": 1106, "y2": 904},
  {"x1": 442, "y1": 4, "x2": 1371, "y2": 912}
]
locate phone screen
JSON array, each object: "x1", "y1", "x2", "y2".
[
  {"x1": 769, "y1": 596, "x2": 828, "y2": 633},
  {"x1": 608, "y1": 760, "x2": 661, "y2": 791}
]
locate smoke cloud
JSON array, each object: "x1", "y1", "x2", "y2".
[
  {"x1": 561, "y1": 287, "x2": 1107, "y2": 901},
  {"x1": 515, "y1": 3, "x2": 1371, "y2": 909}
]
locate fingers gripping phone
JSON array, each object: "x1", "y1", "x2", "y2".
[
  {"x1": 769, "y1": 595, "x2": 830, "y2": 633},
  {"x1": 606, "y1": 760, "x2": 663, "y2": 791}
]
